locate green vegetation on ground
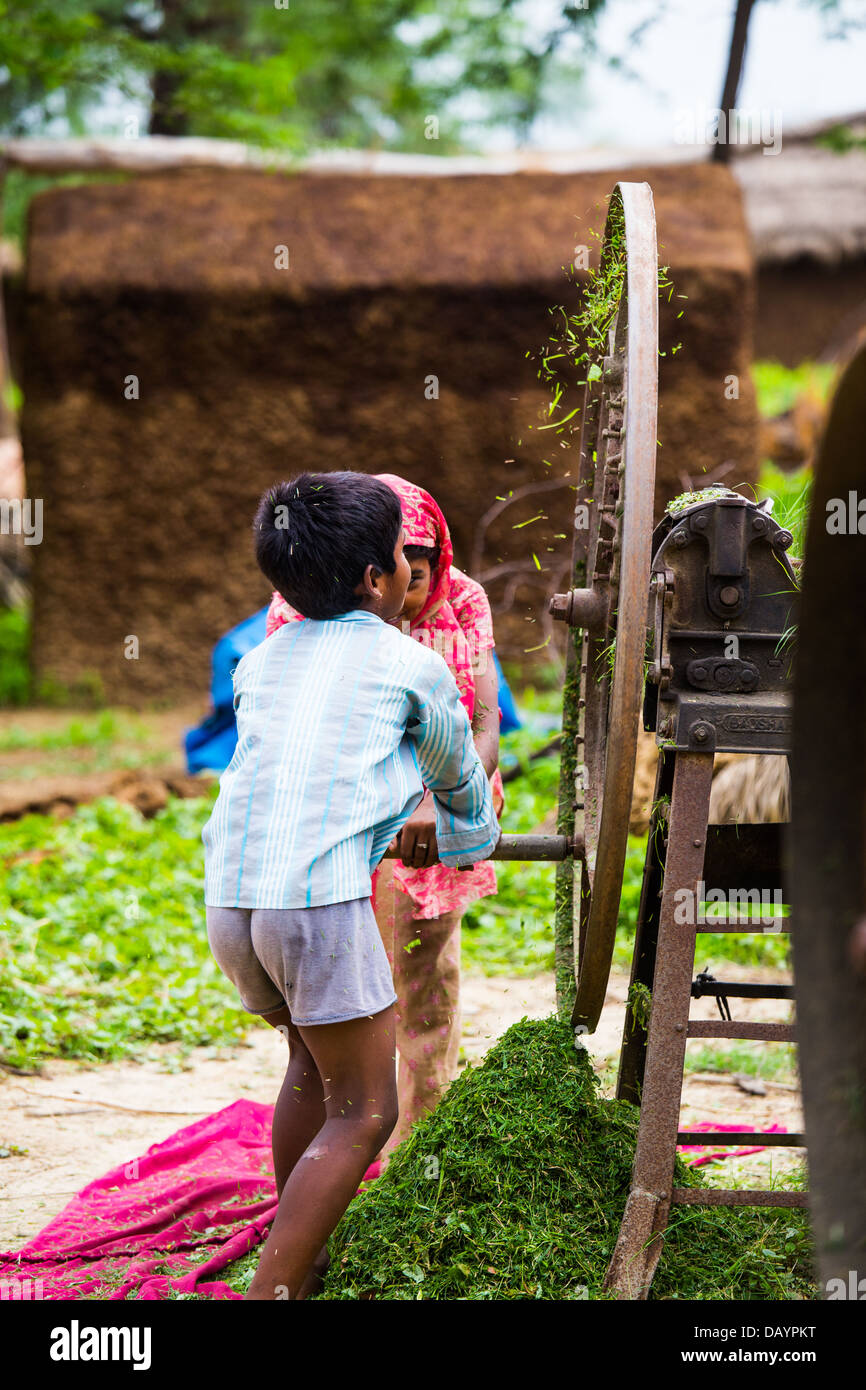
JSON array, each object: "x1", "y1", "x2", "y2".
[
  {"x1": 750, "y1": 361, "x2": 836, "y2": 418},
  {"x1": 219, "y1": 1016, "x2": 813, "y2": 1301},
  {"x1": 0, "y1": 676, "x2": 793, "y2": 1070}
]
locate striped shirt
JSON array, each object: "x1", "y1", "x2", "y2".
[{"x1": 202, "y1": 609, "x2": 499, "y2": 908}]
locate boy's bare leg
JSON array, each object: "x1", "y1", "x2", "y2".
[
  {"x1": 246, "y1": 1006, "x2": 398, "y2": 1301},
  {"x1": 260, "y1": 1005, "x2": 329, "y2": 1300},
  {"x1": 261, "y1": 1005, "x2": 327, "y2": 1193}
]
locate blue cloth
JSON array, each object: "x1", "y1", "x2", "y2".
[
  {"x1": 493, "y1": 651, "x2": 521, "y2": 735},
  {"x1": 185, "y1": 607, "x2": 269, "y2": 774},
  {"x1": 202, "y1": 611, "x2": 499, "y2": 909},
  {"x1": 185, "y1": 609, "x2": 521, "y2": 774}
]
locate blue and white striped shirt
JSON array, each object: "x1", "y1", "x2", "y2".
[{"x1": 202, "y1": 609, "x2": 499, "y2": 908}]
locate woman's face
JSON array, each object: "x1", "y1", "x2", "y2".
[{"x1": 397, "y1": 556, "x2": 433, "y2": 624}]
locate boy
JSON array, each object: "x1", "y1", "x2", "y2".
[{"x1": 202, "y1": 470, "x2": 499, "y2": 1300}]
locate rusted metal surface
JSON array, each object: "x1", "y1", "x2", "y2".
[
  {"x1": 563, "y1": 181, "x2": 659, "y2": 1036},
  {"x1": 616, "y1": 748, "x2": 673, "y2": 1104},
  {"x1": 604, "y1": 751, "x2": 715, "y2": 1299},
  {"x1": 673, "y1": 1189, "x2": 809, "y2": 1208},
  {"x1": 542, "y1": 179, "x2": 811, "y2": 1299},
  {"x1": 789, "y1": 342, "x2": 866, "y2": 1295},
  {"x1": 687, "y1": 1021, "x2": 794, "y2": 1041},
  {"x1": 383, "y1": 833, "x2": 582, "y2": 862},
  {"x1": 677, "y1": 1131, "x2": 805, "y2": 1146},
  {"x1": 697, "y1": 921, "x2": 789, "y2": 934},
  {"x1": 645, "y1": 493, "x2": 798, "y2": 755}
]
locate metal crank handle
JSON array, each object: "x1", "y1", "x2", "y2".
[{"x1": 382, "y1": 833, "x2": 585, "y2": 866}]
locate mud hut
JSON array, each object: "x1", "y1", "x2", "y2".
[
  {"x1": 19, "y1": 159, "x2": 758, "y2": 702},
  {"x1": 734, "y1": 117, "x2": 866, "y2": 364}
]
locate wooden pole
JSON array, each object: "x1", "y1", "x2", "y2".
[{"x1": 712, "y1": 0, "x2": 757, "y2": 165}]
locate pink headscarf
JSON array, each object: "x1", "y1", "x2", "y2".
[{"x1": 265, "y1": 473, "x2": 478, "y2": 717}]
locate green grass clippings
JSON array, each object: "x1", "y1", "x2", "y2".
[{"x1": 308, "y1": 1015, "x2": 814, "y2": 1302}]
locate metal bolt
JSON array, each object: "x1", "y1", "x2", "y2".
[
  {"x1": 693, "y1": 513, "x2": 709, "y2": 531},
  {"x1": 675, "y1": 1024, "x2": 684, "y2": 1033},
  {"x1": 752, "y1": 514, "x2": 767, "y2": 534},
  {"x1": 776, "y1": 529, "x2": 793, "y2": 549},
  {"x1": 693, "y1": 725, "x2": 708, "y2": 743},
  {"x1": 693, "y1": 665, "x2": 707, "y2": 680},
  {"x1": 719, "y1": 585, "x2": 739, "y2": 606},
  {"x1": 674, "y1": 529, "x2": 689, "y2": 548}
]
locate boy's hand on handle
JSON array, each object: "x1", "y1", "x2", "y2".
[{"x1": 390, "y1": 792, "x2": 439, "y2": 868}]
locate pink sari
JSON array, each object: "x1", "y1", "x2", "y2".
[{"x1": 265, "y1": 473, "x2": 503, "y2": 919}]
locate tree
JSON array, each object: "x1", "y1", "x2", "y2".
[
  {"x1": 712, "y1": 0, "x2": 864, "y2": 164},
  {"x1": 0, "y1": 0, "x2": 611, "y2": 152}
]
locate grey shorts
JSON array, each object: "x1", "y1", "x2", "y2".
[{"x1": 205, "y1": 897, "x2": 397, "y2": 1026}]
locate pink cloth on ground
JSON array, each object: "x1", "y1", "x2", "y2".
[
  {"x1": 678, "y1": 1121, "x2": 789, "y2": 1167},
  {"x1": 0, "y1": 1103, "x2": 788, "y2": 1300},
  {"x1": 0, "y1": 1100, "x2": 277, "y2": 1300},
  {"x1": 0, "y1": 1101, "x2": 384, "y2": 1302}
]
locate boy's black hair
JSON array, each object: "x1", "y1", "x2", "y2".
[
  {"x1": 254, "y1": 471, "x2": 403, "y2": 620},
  {"x1": 404, "y1": 542, "x2": 441, "y2": 573}
]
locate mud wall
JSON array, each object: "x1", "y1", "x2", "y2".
[{"x1": 20, "y1": 163, "x2": 758, "y2": 702}]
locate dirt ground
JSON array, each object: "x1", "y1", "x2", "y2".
[{"x1": 0, "y1": 964, "x2": 802, "y2": 1249}]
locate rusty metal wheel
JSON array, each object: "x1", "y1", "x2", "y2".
[{"x1": 553, "y1": 182, "x2": 659, "y2": 1035}]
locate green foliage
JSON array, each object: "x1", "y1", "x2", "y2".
[
  {"x1": 0, "y1": 606, "x2": 31, "y2": 706},
  {"x1": 0, "y1": 792, "x2": 249, "y2": 1068},
  {"x1": 0, "y1": 708, "x2": 126, "y2": 752},
  {"x1": 531, "y1": 189, "x2": 681, "y2": 472},
  {"x1": 754, "y1": 460, "x2": 812, "y2": 560},
  {"x1": 815, "y1": 123, "x2": 866, "y2": 154},
  {"x1": 0, "y1": 0, "x2": 608, "y2": 154},
  {"x1": 750, "y1": 360, "x2": 836, "y2": 418},
  {"x1": 686, "y1": 1040, "x2": 797, "y2": 1083},
  {"x1": 463, "y1": 685, "x2": 561, "y2": 976},
  {"x1": 305, "y1": 1015, "x2": 814, "y2": 1300}
]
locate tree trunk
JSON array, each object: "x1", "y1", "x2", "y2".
[
  {"x1": 149, "y1": 68, "x2": 189, "y2": 137},
  {"x1": 712, "y1": 0, "x2": 757, "y2": 164}
]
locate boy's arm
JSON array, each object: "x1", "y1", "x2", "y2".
[{"x1": 408, "y1": 676, "x2": 500, "y2": 867}]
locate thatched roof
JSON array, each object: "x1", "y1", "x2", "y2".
[{"x1": 733, "y1": 144, "x2": 866, "y2": 267}]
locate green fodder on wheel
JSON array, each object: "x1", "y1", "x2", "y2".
[{"x1": 316, "y1": 1015, "x2": 815, "y2": 1301}]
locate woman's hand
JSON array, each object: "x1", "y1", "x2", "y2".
[{"x1": 390, "y1": 792, "x2": 439, "y2": 869}]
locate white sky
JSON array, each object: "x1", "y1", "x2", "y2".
[{"x1": 495, "y1": 0, "x2": 866, "y2": 150}]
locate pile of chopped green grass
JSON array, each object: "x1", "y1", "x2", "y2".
[
  {"x1": 313, "y1": 1015, "x2": 814, "y2": 1301},
  {"x1": 665, "y1": 486, "x2": 741, "y2": 517}
]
